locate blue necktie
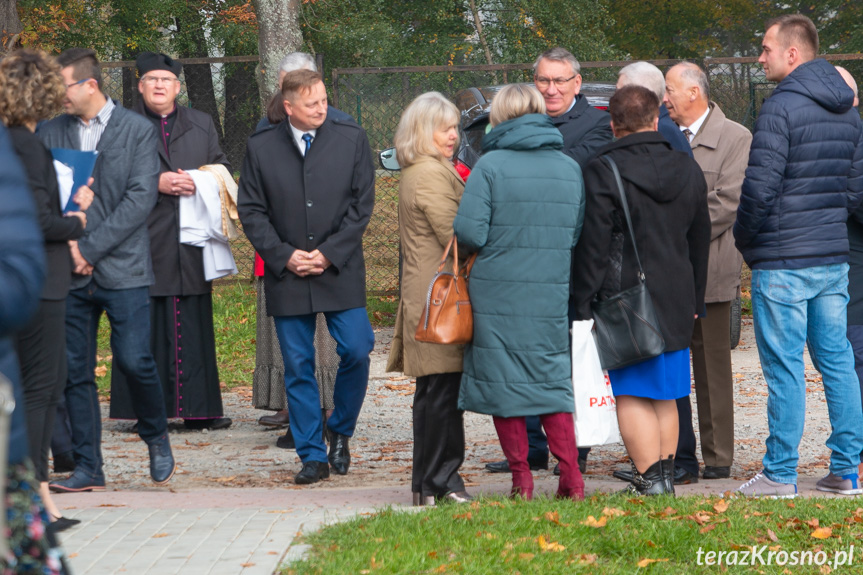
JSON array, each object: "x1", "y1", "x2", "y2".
[{"x1": 302, "y1": 133, "x2": 313, "y2": 155}]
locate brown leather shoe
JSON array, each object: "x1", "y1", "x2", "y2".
[{"x1": 258, "y1": 409, "x2": 290, "y2": 428}]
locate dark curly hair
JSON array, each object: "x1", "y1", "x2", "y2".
[{"x1": 0, "y1": 49, "x2": 66, "y2": 128}]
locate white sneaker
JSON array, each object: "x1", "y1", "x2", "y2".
[
  {"x1": 735, "y1": 471, "x2": 798, "y2": 499},
  {"x1": 816, "y1": 472, "x2": 863, "y2": 495}
]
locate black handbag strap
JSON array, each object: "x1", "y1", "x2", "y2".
[{"x1": 604, "y1": 156, "x2": 646, "y2": 280}]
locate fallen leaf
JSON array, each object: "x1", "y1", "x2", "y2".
[
  {"x1": 646, "y1": 540, "x2": 657, "y2": 547},
  {"x1": 240, "y1": 563, "x2": 255, "y2": 567},
  {"x1": 427, "y1": 551, "x2": 438, "y2": 559},
  {"x1": 821, "y1": 565, "x2": 833, "y2": 574},
  {"x1": 581, "y1": 515, "x2": 607, "y2": 528},
  {"x1": 252, "y1": 445, "x2": 268, "y2": 450},
  {"x1": 700, "y1": 524, "x2": 717, "y2": 534},
  {"x1": 602, "y1": 506, "x2": 626, "y2": 517},
  {"x1": 538, "y1": 535, "x2": 566, "y2": 552},
  {"x1": 94, "y1": 365, "x2": 108, "y2": 377},
  {"x1": 768, "y1": 529, "x2": 779, "y2": 542},
  {"x1": 152, "y1": 533, "x2": 170, "y2": 538},
  {"x1": 578, "y1": 553, "x2": 597, "y2": 564},
  {"x1": 805, "y1": 518, "x2": 820, "y2": 528},
  {"x1": 519, "y1": 553, "x2": 535, "y2": 560},
  {"x1": 811, "y1": 527, "x2": 832, "y2": 539},
  {"x1": 453, "y1": 512, "x2": 472, "y2": 520},
  {"x1": 637, "y1": 558, "x2": 669, "y2": 568},
  {"x1": 713, "y1": 499, "x2": 729, "y2": 513}
]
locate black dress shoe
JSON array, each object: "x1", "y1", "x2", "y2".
[
  {"x1": 553, "y1": 457, "x2": 585, "y2": 476},
  {"x1": 485, "y1": 457, "x2": 548, "y2": 473},
  {"x1": 673, "y1": 466, "x2": 698, "y2": 485},
  {"x1": 184, "y1": 417, "x2": 232, "y2": 430},
  {"x1": 703, "y1": 465, "x2": 731, "y2": 479},
  {"x1": 148, "y1": 434, "x2": 176, "y2": 485},
  {"x1": 49, "y1": 516, "x2": 81, "y2": 533},
  {"x1": 328, "y1": 432, "x2": 351, "y2": 475},
  {"x1": 49, "y1": 471, "x2": 105, "y2": 493},
  {"x1": 295, "y1": 461, "x2": 329, "y2": 485},
  {"x1": 276, "y1": 426, "x2": 295, "y2": 450},
  {"x1": 52, "y1": 451, "x2": 76, "y2": 474},
  {"x1": 258, "y1": 409, "x2": 290, "y2": 427}
]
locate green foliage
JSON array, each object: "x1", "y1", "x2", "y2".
[
  {"x1": 605, "y1": 0, "x2": 863, "y2": 60},
  {"x1": 300, "y1": 0, "x2": 620, "y2": 70},
  {"x1": 285, "y1": 495, "x2": 863, "y2": 574}
]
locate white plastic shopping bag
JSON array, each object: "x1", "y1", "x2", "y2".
[{"x1": 572, "y1": 319, "x2": 621, "y2": 447}]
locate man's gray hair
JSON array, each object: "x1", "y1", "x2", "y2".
[
  {"x1": 676, "y1": 61, "x2": 710, "y2": 102},
  {"x1": 617, "y1": 62, "x2": 665, "y2": 101},
  {"x1": 533, "y1": 47, "x2": 580, "y2": 76},
  {"x1": 279, "y1": 52, "x2": 317, "y2": 74}
]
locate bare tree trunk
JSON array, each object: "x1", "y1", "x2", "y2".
[
  {"x1": 1, "y1": 0, "x2": 22, "y2": 54},
  {"x1": 468, "y1": 0, "x2": 500, "y2": 83},
  {"x1": 251, "y1": 0, "x2": 303, "y2": 106},
  {"x1": 175, "y1": 8, "x2": 223, "y2": 143}
]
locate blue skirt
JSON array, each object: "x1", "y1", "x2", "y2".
[{"x1": 608, "y1": 348, "x2": 691, "y2": 400}]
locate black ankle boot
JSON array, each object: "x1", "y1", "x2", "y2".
[
  {"x1": 630, "y1": 460, "x2": 666, "y2": 496},
  {"x1": 660, "y1": 456, "x2": 676, "y2": 496}
]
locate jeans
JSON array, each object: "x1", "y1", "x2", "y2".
[
  {"x1": 66, "y1": 282, "x2": 169, "y2": 479},
  {"x1": 274, "y1": 307, "x2": 374, "y2": 463},
  {"x1": 751, "y1": 264, "x2": 863, "y2": 484}
]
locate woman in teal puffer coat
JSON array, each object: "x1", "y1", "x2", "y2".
[{"x1": 453, "y1": 84, "x2": 586, "y2": 500}]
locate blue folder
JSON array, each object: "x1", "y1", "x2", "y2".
[{"x1": 51, "y1": 148, "x2": 98, "y2": 213}]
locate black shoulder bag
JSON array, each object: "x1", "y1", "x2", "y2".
[{"x1": 590, "y1": 156, "x2": 666, "y2": 370}]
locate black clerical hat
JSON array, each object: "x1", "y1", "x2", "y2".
[{"x1": 136, "y1": 52, "x2": 182, "y2": 77}]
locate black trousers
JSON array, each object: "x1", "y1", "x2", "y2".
[
  {"x1": 412, "y1": 372, "x2": 466, "y2": 497},
  {"x1": 15, "y1": 299, "x2": 67, "y2": 482},
  {"x1": 675, "y1": 395, "x2": 700, "y2": 475}
]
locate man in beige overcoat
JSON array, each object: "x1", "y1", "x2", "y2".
[{"x1": 664, "y1": 62, "x2": 752, "y2": 479}]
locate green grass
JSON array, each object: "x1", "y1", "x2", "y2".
[
  {"x1": 94, "y1": 283, "x2": 399, "y2": 395},
  {"x1": 283, "y1": 495, "x2": 863, "y2": 574}
]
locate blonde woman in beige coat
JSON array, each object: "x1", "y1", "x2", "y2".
[{"x1": 386, "y1": 92, "x2": 471, "y2": 506}]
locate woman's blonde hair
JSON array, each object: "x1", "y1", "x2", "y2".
[
  {"x1": 0, "y1": 49, "x2": 66, "y2": 127},
  {"x1": 489, "y1": 84, "x2": 546, "y2": 127},
  {"x1": 394, "y1": 92, "x2": 459, "y2": 168}
]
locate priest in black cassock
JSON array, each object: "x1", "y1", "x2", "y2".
[{"x1": 110, "y1": 52, "x2": 232, "y2": 430}]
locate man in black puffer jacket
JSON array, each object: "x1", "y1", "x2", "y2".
[{"x1": 734, "y1": 14, "x2": 863, "y2": 499}]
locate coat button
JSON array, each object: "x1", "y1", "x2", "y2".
[
  {"x1": 306, "y1": 200, "x2": 313, "y2": 207},
  {"x1": 308, "y1": 234, "x2": 314, "y2": 241}
]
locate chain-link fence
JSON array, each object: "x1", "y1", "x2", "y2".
[
  {"x1": 334, "y1": 56, "x2": 863, "y2": 295},
  {"x1": 98, "y1": 55, "x2": 863, "y2": 294}
]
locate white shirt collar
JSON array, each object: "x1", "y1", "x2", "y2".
[
  {"x1": 288, "y1": 120, "x2": 317, "y2": 156},
  {"x1": 680, "y1": 106, "x2": 710, "y2": 142}
]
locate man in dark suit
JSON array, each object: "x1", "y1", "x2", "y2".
[
  {"x1": 110, "y1": 52, "x2": 232, "y2": 431},
  {"x1": 238, "y1": 69, "x2": 376, "y2": 485},
  {"x1": 486, "y1": 46, "x2": 614, "y2": 476},
  {"x1": 39, "y1": 48, "x2": 175, "y2": 493}
]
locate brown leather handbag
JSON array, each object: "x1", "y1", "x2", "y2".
[{"x1": 415, "y1": 236, "x2": 476, "y2": 345}]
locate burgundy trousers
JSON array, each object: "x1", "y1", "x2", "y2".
[{"x1": 493, "y1": 412, "x2": 584, "y2": 500}]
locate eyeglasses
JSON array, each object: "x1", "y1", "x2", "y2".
[
  {"x1": 141, "y1": 76, "x2": 180, "y2": 85},
  {"x1": 65, "y1": 78, "x2": 91, "y2": 89},
  {"x1": 534, "y1": 75, "x2": 577, "y2": 88}
]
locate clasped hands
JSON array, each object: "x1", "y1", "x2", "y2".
[
  {"x1": 158, "y1": 169, "x2": 196, "y2": 196},
  {"x1": 68, "y1": 240, "x2": 93, "y2": 276},
  {"x1": 287, "y1": 249, "x2": 331, "y2": 277}
]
